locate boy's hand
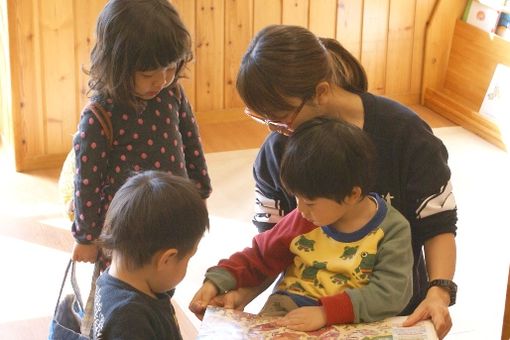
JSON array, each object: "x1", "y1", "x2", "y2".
[
  {"x1": 189, "y1": 281, "x2": 220, "y2": 320},
  {"x1": 72, "y1": 242, "x2": 99, "y2": 263},
  {"x1": 275, "y1": 306, "x2": 327, "y2": 332}
]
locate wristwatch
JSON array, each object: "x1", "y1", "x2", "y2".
[{"x1": 428, "y1": 279, "x2": 457, "y2": 306}]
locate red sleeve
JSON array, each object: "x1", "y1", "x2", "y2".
[
  {"x1": 320, "y1": 292, "x2": 355, "y2": 325},
  {"x1": 218, "y1": 209, "x2": 316, "y2": 288}
]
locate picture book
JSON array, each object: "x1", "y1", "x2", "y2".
[
  {"x1": 197, "y1": 306, "x2": 438, "y2": 339},
  {"x1": 479, "y1": 63, "x2": 510, "y2": 123}
]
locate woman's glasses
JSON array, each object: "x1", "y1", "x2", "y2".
[{"x1": 244, "y1": 98, "x2": 307, "y2": 136}]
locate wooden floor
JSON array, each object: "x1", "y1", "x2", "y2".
[{"x1": 2, "y1": 105, "x2": 507, "y2": 339}]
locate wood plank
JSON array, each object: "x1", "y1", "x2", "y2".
[
  {"x1": 421, "y1": 0, "x2": 466, "y2": 103},
  {"x1": 224, "y1": 0, "x2": 253, "y2": 109},
  {"x1": 172, "y1": 0, "x2": 197, "y2": 109},
  {"x1": 282, "y1": 0, "x2": 308, "y2": 27},
  {"x1": 0, "y1": 0, "x2": 13, "y2": 153},
  {"x1": 361, "y1": 0, "x2": 389, "y2": 94},
  {"x1": 385, "y1": 0, "x2": 415, "y2": 96},
  {"x1": 195, "y1": 0, "x2": 224, "y2": 112},
  {"x1": 336, "y1": 0, "x2": 363, "y2": 59},
  {"x1": 73, "y1": 0, "x2": 106, "y2": 127},
  {"x1": 253, "y1": 0, "x2": 281, "y2": 33},
  {"x1": 444, "y1": 20, "x2": 510, "y2": 110},
  {"x1": 309, "y1": 0, "x2": 336, "y2": 38}
]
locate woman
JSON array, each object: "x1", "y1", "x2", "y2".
[{"x1": 229, "y1": 25, "x2": 456, "y2": 339}]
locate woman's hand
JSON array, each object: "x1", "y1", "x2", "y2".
[
  {"x1": 71, "y1": 242, "x2": 99, "y2": 263},
  {"x1": 275, "y1": 306, "x2": 327, "y2": 332},
  {"x1": 403, "y1": 287, "x2": 452, "y2": 339}
]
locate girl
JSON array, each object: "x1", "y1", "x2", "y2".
[
  {"x1": 222, "y1": 25, "x2": 455, "y2": 339},
  {"x1": 71, "y1": 0, "x2": 211, "y2": 264}
]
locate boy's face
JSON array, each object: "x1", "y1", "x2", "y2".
[
  {"x1": 295, "y1": 195, "x2": 348, "y2": 227},
  {"x1": 153, "y1": 241, "x2": 199, "y2": 293}
]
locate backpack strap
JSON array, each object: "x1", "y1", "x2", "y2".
[{"x1": 87, "y1": 102, "x2": 113, "y2": 148}]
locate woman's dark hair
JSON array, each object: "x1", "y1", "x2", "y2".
[
  {"x1": 98, "y1": 171, "x2": 209, "y2": 270},
  {"x1": 280, "y1": 116, "x2": 375, "y2": 202},
  {"x1": 236, "y1": 25, "x2": 367, "y2": 119},
  {"x1": 88, "y1": 0, "x2": 192, "y2": 111}
]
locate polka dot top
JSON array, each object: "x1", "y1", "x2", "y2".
[{"x1": 72, "y1": 84, "x2": 212, "y2": 244}]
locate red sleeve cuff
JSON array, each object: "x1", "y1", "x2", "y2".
[{"x1": 319, "y1": 292, "x2": 355, "y2": 325}]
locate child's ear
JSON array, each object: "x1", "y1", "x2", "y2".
[
  {"x1": 156, "y1": 248, "x2": 178, "y2": 270},
  {"x1": 314, "y1": 81, "x2": 331, "y2": 105},
  {"x1": 346, "y1": 187, "x2": 362, "y2": 204}
]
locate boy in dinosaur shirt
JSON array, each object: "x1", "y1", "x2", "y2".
[{"x1": 190, "y1": 117, "x2": 413, "y2": 332}]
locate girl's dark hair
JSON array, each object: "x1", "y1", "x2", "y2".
[
  {"x1": 98, "y1": 171, "x2": 209, "y2": 270},
  {"x1": 88, "y1": 0, "x2": 192, "y2": 111},
  {"x1": 281, "y1": 116, "x2": 375, "y2": 202},
  {"x1": 236, "y1": 25, "x2": 367, "y2": 119}
]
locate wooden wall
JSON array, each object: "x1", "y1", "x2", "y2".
[{"x1": 4, "y1": 0, "x2": 441, "y2": 171}]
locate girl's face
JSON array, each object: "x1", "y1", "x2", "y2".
[{"x1": 134, "y1": 62, "x2": 178, "y2": 100}]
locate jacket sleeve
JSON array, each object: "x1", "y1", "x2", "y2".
[
  {"x1": 252, "y1": 132, "x2": 297, "y2": 231},
  {"x1": 206, "y1": 210, "x2": 316, "y2": 291},
  {"x1": 176, "y1": 84, "x2": 212, "y2": 199},
  {"x1": 342, "y1": 207, "x2": 414, "y2": 323},
  {"x1": 72, "y1": 106, "x2": 110, "y2": 244},
  {"x1": 401, "y1": 118, "x2": 457, "y2": 244}
]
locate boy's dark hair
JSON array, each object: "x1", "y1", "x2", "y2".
[
  {"x1": 236, "y1": 25, "x2": 367, "y2": 120},
  {"x1": 280, "y1": 116, "x2": 375, "y2": 202},
  {"x1": 98, "y1": 171, "x2": 209, "y2": 270},
  {"x1": 88, "y1": 0, "x2": 192, "y2": 111}
]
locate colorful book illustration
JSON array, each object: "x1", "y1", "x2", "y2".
[
  {"x1": 479, "y1": 63, "x2": 510, "y2": 124},
  {"x1": 197, "y1": 306, "x2": 438, "y2": 339}
]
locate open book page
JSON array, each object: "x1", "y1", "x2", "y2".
[{"x1": 197, "y1": 306, "x2": 438, "y2": 340}]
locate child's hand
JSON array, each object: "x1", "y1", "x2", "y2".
[
  {"x1": 275, "y1": 306, "x2": 327, "y2": 332},
  {"x1": 189, "y1": 280, "x2": 220, "y2": 320},
  {"x1": 72, "y1": 242, "x2": 99, "y2": 263}
]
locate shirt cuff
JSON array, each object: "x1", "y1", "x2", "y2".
[{"x1": 319, "y1": 292, "x2": 355, "y2": 325}]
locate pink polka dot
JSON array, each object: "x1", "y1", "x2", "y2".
[
  {"x1": 173, "y1": 139, "x2": 178, "y2": 146},
  {"x1": 133, "y1": 133, "x2": 139, "y2": 139},
  {"x1": 155, "y1": 109, "x2": 161, "y2": 116},
  {"x1": 179, "y1": 162, "x2": 184, "y2": 169},
  {"x1": 92, "y1": 165, "x2": 98, "y2": 172},
  {"x1": 119, "y1": 128, "x2": 125, "y2": 135},
  {"x1": 79, "y1": 214, "x2": 85, "y2": 221},
  {"x1": 194, "y1": 150, "x2": 199, "y2": 156},
  {"x1": 127, "y1": 144, "x2": 133, "y2": 151},
  {"x1": 191, "y1": 117, "x2": 196, "y2": 124},
  {"x1": 76, "y1": 190, "x2": 80, "y2": 197},
  {"x1": 202, "y1": 169, "x2": 207, "y2": 176},
  {"x1": 134, "y1": 165, "x2": 140, "y2": 171},
  {"x1": 83, "y1": 179, "x2": 89, "y2": 185},
  {"x1": 169, "y1": 90, "x2": 174, "y2": 96},
  {"x1": 156, "y1": 96, "x2": 161, "y2": 102},
  {"x1": 137, "y1": 118, "x2": 143, "y2": 125},
  {"x1": 115, "y1": 166, "x2": 121, "y2": 173},
  {"x1": 90, "y1": 142, "x2": 97, "y2": 149},
  {"x1": 160, "y1": 147, "x2": 166, "y2": 154},
  {"x1": 187, "y1": 131, "x2": 192, "y2": 137},
  {"x1": 163, "y1": 132, "x2": 169, "y2": 139},
  {"x1": 166, "y1": 118, "x2": 171, "y2": 124},
  {"x1": 152, "y1": 124, "x2": 157, "y2": 131},
  {"x1": 88, "y1": 117, "x2": 95, "y2": 125},
  {"x1": 95, "y1": 187, "x2": 100, "y2": 193},
  {"x1": 74, "y1": 144, "x2": 80, "y2": 151},
  {"x1": 80, "y1": 132, "x2": 86, "y2": 138},
  {"x1": 181, "y1": 112, "x2": 187, "y2": 118},
  {"x1": 189, "y1": 163, "x2": 196, "y2": 169},
  {"x1": 170, "y1": 155, "x2": 175, "y2": 162},
  {"x1": 92, "y1": 222, "x2": 97, "y2": 227},
  {"x1": 86, "y1": 201, "x2": 92, "y2": 207},
  {"x1": 101, "y1": 152, "x2": 106, "y2": 158},
  {"x1": 120, "y1": 154, "x2": 126, "y2": 161},
  {"x1": 113, "y1": 140, "x2": 119, "y2": 146},
  {"x1": 154, "y1": 161, "x2": 161, "y2": 168},
  {"x1": 147, "y1": 139, "x2": 154, "y2": 146},
  {"x1": 86, "y1": 234, "x2": 92, "y2": 241},
  {"x1": 122, "y1": 114, "x2": 129, "y2": 120},
  {"x1": 141, "y1": 152, "x2": 148, "y2": 159}
]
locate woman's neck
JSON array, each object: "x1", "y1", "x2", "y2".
[{"x1": 327, "y1": 85, "x2": 365, "y2": 129}]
